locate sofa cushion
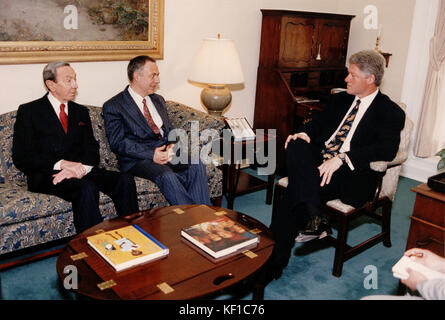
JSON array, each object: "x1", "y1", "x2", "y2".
[
  {"x1": 0, "y1": 111, "x2": 26, "y2": 184},
  {"x1": 85, "y1": 105, "x2": 119, "y2": 170},
  {"x1": 0, "y1": 182, "x2": 72, "y2": 227},
  {"x1": 166, "y1": 100, "x2": 225, "y2": 133}
]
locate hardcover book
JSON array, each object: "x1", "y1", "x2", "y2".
[
  {"x1": 87, "y1": 224, "x2": 169, "y2": 272},
  {"x1": 181, "y1": 216, "x2": 259, "y2": 259}
]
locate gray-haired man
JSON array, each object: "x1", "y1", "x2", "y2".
[
  {"x1": 13, "y1": 61, "x2": 139, "y2": 233},
  {"x1": 263, "y1": 50, "x2": 406, "y2": 282}
]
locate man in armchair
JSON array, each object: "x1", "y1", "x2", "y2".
[{"x1": 263, "y1": 50, "x2": 406, "y2": 282}]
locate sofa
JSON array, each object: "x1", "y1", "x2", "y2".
[{"x1": 0, "y1": 101, "x2": 225, "y2": 256}]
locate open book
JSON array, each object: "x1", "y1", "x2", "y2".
[
  {"x1": 392, "y1": 256, "x2": 445, "y2": 280},
  {"x1": 225, "y1": 118, "x2": 256, "y2": 141}
]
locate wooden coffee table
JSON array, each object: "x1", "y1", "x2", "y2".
[{"x1": 56, "y1": 205, "x2": 274, "y2": 300}]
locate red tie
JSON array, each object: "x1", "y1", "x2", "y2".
[
  {"x1": 142, "y1": 98, "x2": 161, "y2": 139},
  {"x1": 59, "y1": 103, "x2": 68, "y2": 133}
]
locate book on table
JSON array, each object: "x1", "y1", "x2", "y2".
[
  {"x1": 225, "y1": 117, "x2": 256, "y2": 141},
  {"x1": 392, "y1": 255, "x2": 445, "y2": 280},
  {"x1": 181, "y1": 216, "x2": 259, "y2": 259},
  {"x1": 87, "y1": 224, "x2": 169, "y2": 272},
  {"x1": 294, "y1": 95, "x2": 320, "y2": 103}
]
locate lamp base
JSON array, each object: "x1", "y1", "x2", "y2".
[{"x1": 200, "y1": 85, "x2": 232, "y2": 118}]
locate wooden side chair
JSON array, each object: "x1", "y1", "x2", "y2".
[{"x1": 272, "y1": 103, "x2": 414, "y2": 277}]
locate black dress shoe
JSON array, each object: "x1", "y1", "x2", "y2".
[{"x1": 296, "y1": 221, "x2": 333, "y2": 243}]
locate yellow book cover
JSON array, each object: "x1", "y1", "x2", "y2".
[{"x1": 87, "y1": 224, "x2": 169, "y2": 272}]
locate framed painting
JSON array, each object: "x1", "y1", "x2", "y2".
[{"x1": 0, "y1": 0, "x2": 164, "y2": 64}]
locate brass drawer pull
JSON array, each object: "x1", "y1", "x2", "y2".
[{"x1": 416, "y1": 237, "x2": 444, "y2": 248}]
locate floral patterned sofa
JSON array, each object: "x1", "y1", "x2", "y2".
[{"x1": 0, "y1": 101, "x2": 224, "y2": 256}]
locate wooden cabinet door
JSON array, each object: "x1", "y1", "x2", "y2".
[
  {"x1": 315, "y1": 19, "x2": 350, "y2": 67},
  {"x1": 278, "y1": 16, "x2": 317, "y2": 68}
]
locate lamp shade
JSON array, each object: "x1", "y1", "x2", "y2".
[{"x1": 188, "y1": 37, "x2": 244, "y2": 85}]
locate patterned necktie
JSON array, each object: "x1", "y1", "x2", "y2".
[
  {"x1": 142, "y1": 98, "x2": 161, "y2": 139},
  {"x1": 321, "y1": 99, "x2": 361, "y2": 160},
  {"x1": 59, "y1": 103, "x2": 68, "y2": 133}
]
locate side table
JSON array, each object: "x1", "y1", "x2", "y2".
[
  {"x1": 406, "y1": 183, "x2": 444, "y2": 256},
  {"x1": 220, "y1": 133, "x2": 276, "y2": 209}
]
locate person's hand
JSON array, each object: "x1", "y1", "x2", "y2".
[
  {"x1": 53, "y1": 160, "x2": 86, "y2": 184},
  {"x1": 318, "y1": 156, "x2": 342, "y2": 186},
  {"x1": 153, "y1": 145, "x2": 173, "y2": 164},
  {"x1": 401, "y1": 268, "x2": 427, "y2": 292},
  {"x1": 284, "y1": 133, "x2": 310, "y2": 149},
  {"x1": 52, "y1": 168, "x2": 78, "y2": 185},
  {"x1": 166, "y1": 143, "x2": 175, "y2": 162},
  {"x1": 60, "y1": 160, "x2": 86, "y2": 178},
  {"x1": 404, "y1": 248, "x2": 445, "y2": 273}
]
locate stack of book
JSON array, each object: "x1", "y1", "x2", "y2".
[{"x1": 181, "y1": 216, "x2": 259, "y2": 260}]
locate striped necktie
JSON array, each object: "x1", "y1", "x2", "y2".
[{"x1": 321, "y1": 99, "x2": 361, "y2": 160}]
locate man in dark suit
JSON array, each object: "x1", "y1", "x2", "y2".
[
  {"x1": 263, "y1": 50, "x2": 406, "y2": 281},
  {"x1": 13, "y1": 61, "x2": 139, "y2": 233},
  {"x1": 102, "y1": 55, "x2": 211, "y2": 205}
]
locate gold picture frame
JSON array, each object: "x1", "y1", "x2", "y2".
[{"x1": 0, "y1": 0, "x2": 164, "y2": 64}]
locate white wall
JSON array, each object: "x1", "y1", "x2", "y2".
[
  {"x1": 0, "y1": 0, "x2": 415, "y2": 117},
  {"x1": 338, "y1": 0, "x2": 416, "y2": 101},
  {"x1": 0, "y1": 0, "x2": 340, "y2": 118}
]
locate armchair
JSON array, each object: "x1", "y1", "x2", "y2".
[{"x1": 272, "y1": 103, "x2": 414, "y2": 277}]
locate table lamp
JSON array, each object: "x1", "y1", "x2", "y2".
[{"x1": 188, "y1": 35, "x2": 244, "y2": 117}]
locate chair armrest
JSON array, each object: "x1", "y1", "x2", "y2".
[{"x1": 370, "y1": 150, "x2": 409, "y2": 172}]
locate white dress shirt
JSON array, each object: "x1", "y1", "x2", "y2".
[
  {"x1": 299, "y1": 89, "x2": 379, "y2": 170},
  {"x1": 128, "y1": 86, "x2": 164, "y2": 137},
  {"x1": 47, "y1": 93, "x2": 93, "y2": 174},
  {"x1": 325, "y1": 89, "x2": 379, "y2": 153}
]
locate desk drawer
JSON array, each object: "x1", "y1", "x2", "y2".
[
  {"x1": 412, "y1": 193, "x2": 444, "y2": 227},
  {"x1": 406, "y1": 218, "x2": 445, "y2": 257}
]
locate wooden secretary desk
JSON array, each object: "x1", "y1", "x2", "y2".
[{"x1": 253, "y1": 10, "x2": 355, "y2": 174}]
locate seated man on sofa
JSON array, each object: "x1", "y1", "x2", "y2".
[
  {"x1": 103, "y1": 55, "x2": 211, "y2": 206},
  {"x1": 12, "y1": 61, "x2": 139, "y2": 233}
]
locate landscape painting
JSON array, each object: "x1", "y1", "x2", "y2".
[{"x1": 0, "y1": 0, "x2": 164, "y2": 64}]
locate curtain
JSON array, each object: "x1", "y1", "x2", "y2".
[{"x1": 413, "y1": 0, "x2": 445, "y2": 157}]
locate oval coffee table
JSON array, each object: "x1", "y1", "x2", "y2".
[{"x1": 56, "y1": 204, "x2": 274, "y2": 300}]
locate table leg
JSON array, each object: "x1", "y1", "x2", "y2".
[
  {"x1": 266, "y1": 174, "x2": 275, "y2": 205},
  {"x1": 252, "y1": 282, "x2": 265, "y2": 300}
]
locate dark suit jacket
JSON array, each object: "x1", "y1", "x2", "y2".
[
  {"x1": 302, "y1": 91, "x2": 406, "y2": 171},
  {"x1": 12, "y1": 94, "x2": 100, "y2": 191},
  {"x1": 102, "y1": 86, "x2": 174, "y2": 172}
]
